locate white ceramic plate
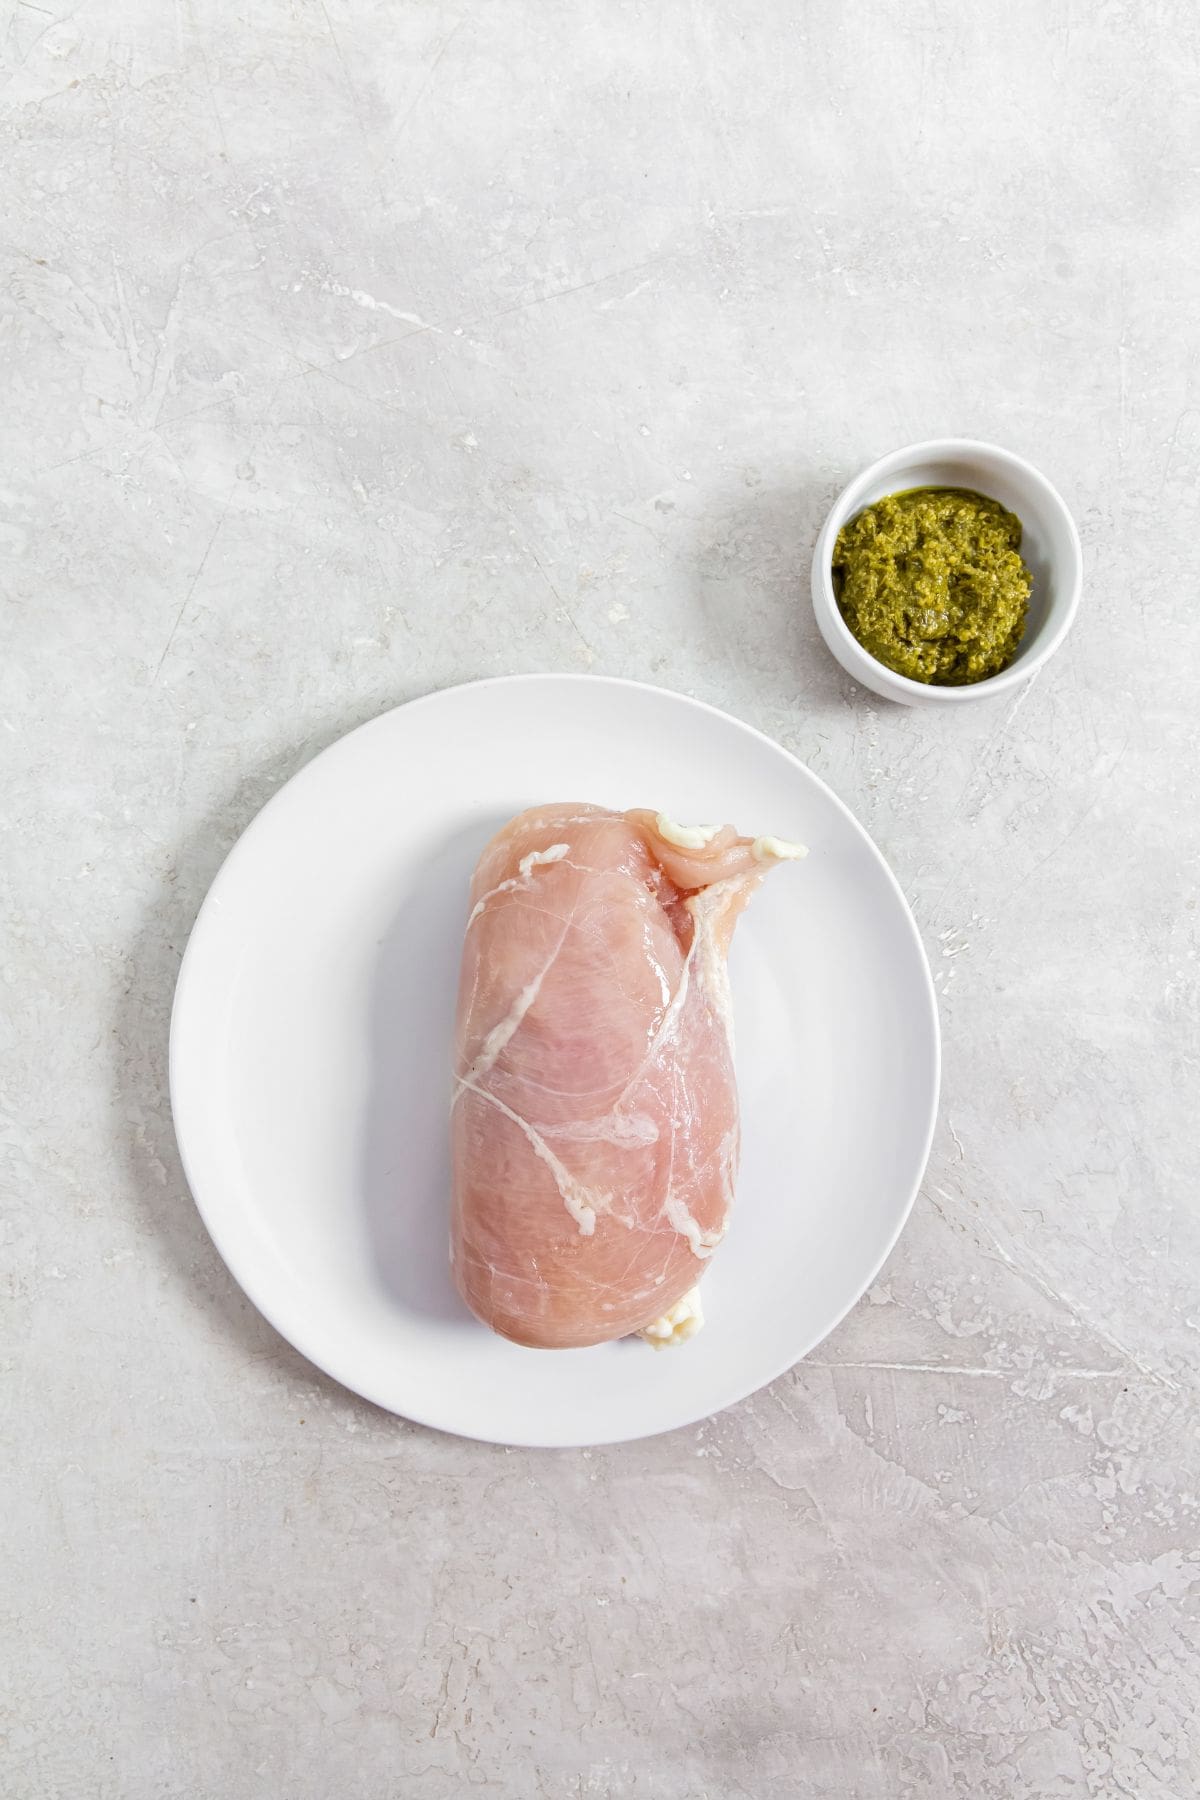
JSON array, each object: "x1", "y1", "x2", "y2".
[{"x1": 171, "y1": 676, "x2": 939, "y2": 1446}]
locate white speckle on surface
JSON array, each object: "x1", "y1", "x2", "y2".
[
  {"x1": 319, "y1": 279, "x2": 440, "y2": 332},
  {"x1": 4, "y1": 1, "x2": 1200, "y2": 1795}
]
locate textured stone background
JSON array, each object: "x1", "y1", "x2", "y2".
[{"x1": 3, "y1": 2, "x2": 1198, "y2": 1795}]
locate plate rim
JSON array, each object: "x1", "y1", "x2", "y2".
[{"x1": 169, "y1": 674, "x2": 941, "y2": 1446}]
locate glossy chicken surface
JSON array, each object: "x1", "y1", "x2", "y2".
[{"x1": 450, "y1": 804, "x2": 799, "y2": 1348}]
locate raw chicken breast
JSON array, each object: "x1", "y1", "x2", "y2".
[{"x1": 450, "y1": 804, "x2": 803, "y2": 1349}]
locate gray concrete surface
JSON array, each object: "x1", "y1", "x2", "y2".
[{"x1": 3, "y1": 2, "x2": 1198, "y2": 1794}]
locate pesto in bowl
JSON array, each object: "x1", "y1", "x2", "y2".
[{"x1": 832, "y1": 487, "x2": 1032, "y2": 686}]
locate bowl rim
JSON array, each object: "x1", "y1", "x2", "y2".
[{"x1": 811, "y1": 437, "x2": 1083, "y2": 704}]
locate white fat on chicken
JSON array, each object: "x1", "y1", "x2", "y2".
[
  {"x1": 518, "y1": 841, "x2": 570, "y2": 877},
  {"x1": 637, "y1": 1286, "x2": 705, "y2": 1348},
  {"x1": 654, "y1": 815, "x2": 722, "y2": 850},
  {"x1": 751, "y1": 835, "x2": 808, "y2": 861},
  {"x1": 467, "y1": 842, "x2": 570, "y2": 926}
]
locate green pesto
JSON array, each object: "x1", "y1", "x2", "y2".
[{"x1": 832, "y1": 487, "x2": 1032, "y2": 686}]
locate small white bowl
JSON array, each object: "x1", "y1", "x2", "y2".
[{"x1": 811, "y1": 439, "x2": 1082, "y2": 706}]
